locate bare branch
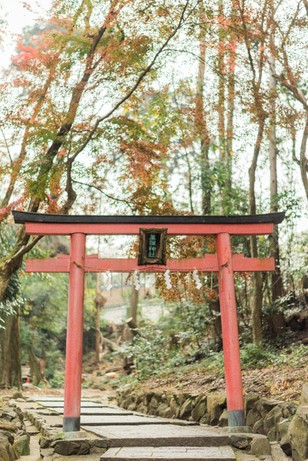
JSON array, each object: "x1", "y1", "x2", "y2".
[
  {"x1": 0, "y1": 127, "x2": 13, "y2": 165},
  {"x1": 273, "y1": 71, "x2": 308, "y2": 110},
  {"x1": 72, "y1": 179, "x2": 134, "y2": 210}
]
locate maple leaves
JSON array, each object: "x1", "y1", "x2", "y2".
[
  {"x1": 0, "y1": 198, "x2": 23, "y2": 224},
  {"x1": 120, "y1": 138, "x2": 169, "y2": 215}
]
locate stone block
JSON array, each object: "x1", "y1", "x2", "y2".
[
  {"x1": 169, "y1": 397, "x2": 180, "y2": 417},
  {"x1": 288, "y1": 405, "x2": 308, "y2": 461},
  {"x1": 246, "y1": 409, "x2": 261, "y2": 428},
  {"x1": 266, "y1": 427, "x2": 277, "y2": 442},
  {"x1": 219, "y1": 409, "x2": 228, "y2": 427},
  {"x1": 127, "y1": 403, "x2": 137, "y2": 411},
  {"x1": 179, "y1": 398, "x2": 194, "y2": 419},
  {"x1": 136, "y1": 404, "x2": 148, "y2": 415},
  {"x1": 277, "y1": 419, "x2": 289, "y2": 439},
  {"x1": 101, "y1": 445, "x2": 236, "y2": 460},
  {"x1": 234, "y1": 452, "x2": 258, "y2": 461},
  {"x1": 263, "y1": 405, "x2": 282, "y2": 438},
  {"x1": 156, "y1": 403, "x2": 169, "y2": 417},
  {"x1": 0, "y1": 435, "x2": 16, "y2": 461},
  {"x1": 13, "y1": 432, "x2": 30, "y2": 456},
  {"x1": 281, "y1": 402, "x2": 297, "y2": 418},
  {"x1": 161, "y1": 406, "x2": 178, "y2": 419},
  {"x1": 280, "y1": 434, "x2": 292, "y2": 456},
  {"x1": 0, "y1": 419, "x2": 17, "y2": 432},
  {"x1": 52, "y1": 439, "x2": 91, "y2": 456},
  {"x1": 244, "y1": 394, "x2": 260, "y2": 412},
  {"x1": 41, "y1": 447, "x2": 55, "y2": 457},
  {"x1": 191, "y1": 401, "x2": 206, "y2": 422},
  {"x1": 207, "y1": 393, "x2": 226, "y2": 426},
  {"x1": 149, "y1": 396, "x2": 159, "y2": 411},
  {"x1": 230, "y1": 434, "x2": 250, "y2": 449},
  {"x1": 250, "y1": 435, "x2": 271, "y2": 456},
  {"x1": 256, "y1": 398, "x2": 281, "y2": 417}
]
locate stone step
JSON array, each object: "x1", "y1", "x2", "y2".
[
  {"x1": 85, "y1": 424, "x2": 230, "y2": 448},
  {"x1": 33, "y1": 400, "x2": 102, "y2": 408},
  {"x1": 100, "y1": 446, "x2": 236, "y2": 460},
  {"x1": 37, "y1": 407, "x2": 135, "y2": 416}
]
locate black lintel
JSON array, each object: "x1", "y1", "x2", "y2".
[{"x1": 12, "y1": 210, "x2": 285, "y2": 225}]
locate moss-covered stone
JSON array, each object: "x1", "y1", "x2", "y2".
[
  {"x1": 207, "y1": 393, "x2": 226, "y2": 425},
  {"x1": 13, "y1": 432, "x2": 30, "y2": 456},
  {"x1": 288, "y1": 405, "x2": 308, "y2": 461},
  {"x1": 191, "y1": 400, "x2": 206, "y2": 422}
]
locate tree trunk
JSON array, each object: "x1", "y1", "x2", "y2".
[
  {"x1": 29, "y1": 345, "x2": 43, "y2": 386},
  {"x1": 0, "y1": 312, "x2": 21, "y2": 388},
  {"x1": 268, "y1": 42, "x2": 284, "y2": 302},
  {"x1": 217, "y1": 0, "x2": 226, "y2": 165},
  {"x1": 0, "y1": 253, "x2": 27, "y2": 388},
  {"x1": 196, "y1": 1, "x2": 211, "y2": 214},
  {"x1": 299, "y1": 115, "x2": 308, "y2": 201},
  {"x1": 249, "y1": 119, "x2": 266, "y2": 344},
  {"x1": 224, "y1": 1, "x2": 237, "y2": 212},
  {"x1": 129, "y1": 286, "x2": 139, "y2": 325},
  {"x1": 95, "y1": 274, "x2": 106, "y2": 364}
]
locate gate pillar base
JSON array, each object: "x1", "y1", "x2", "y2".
[
  {"x1": 63, "y1": 417, "x2": 80, "y2": 432},
  {"x1": 227, "y1": 409, "x2": 246, "y2": 428}
]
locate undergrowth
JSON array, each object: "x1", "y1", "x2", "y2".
[{"x1": 120, "y1": 328, "x2": 307, "y2": 381}]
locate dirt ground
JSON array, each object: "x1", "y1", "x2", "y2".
[{"x1": 140, "y1": 361, "x2": 308, "y2": 402}]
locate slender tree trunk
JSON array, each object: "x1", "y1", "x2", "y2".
[
  {"x1": 196, "y1": 1, "x2": 211, "y2": 214},
  {"x1": 224, "y1": 2, "x2": 237, "y2": 212},
  {"x1": 218, "y1": 0, "x2": 226, "y2": 165},
  {"x1": 94, "y1": 273, "x2": 106, "y2": 364},
  {"x1": 129, "y1": 286, "x2": 139, "y2": 325},
  {"x1": 249, "y1": 119, "x2": 266, "y2": 344},
  {"x1": 299, "y1": 115, "x2": 308, "y2": 200},
  {"x1": 269, "y1": 41, "x2": 284, "y2": 301},
  {"x1": 226, "y1": 57, "x2": 235, "y2": 203}
]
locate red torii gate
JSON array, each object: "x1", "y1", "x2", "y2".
[{"x1": 13, "y1": 211, "x2": 285, "y2": 432}]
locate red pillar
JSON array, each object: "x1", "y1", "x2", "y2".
[
  {"x1": 63, "y1": 233, "x2": 86, "y2": 432},
  {"x1": 216, "y1": 232, "x2": 245, "y2": 427}
]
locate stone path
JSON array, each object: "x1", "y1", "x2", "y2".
[{"x1": 19, "y1": 397, "x2": 236, "y2": 461}]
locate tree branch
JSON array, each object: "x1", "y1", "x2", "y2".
[
  {"x1": 69, "y1": 0, "x2": 199, "y2": 162},
  {"x1": 72, "y1": 179, "x2": 134, "y2": 210},
  {"x1": 6, "y1": 236, "x2": 42, "y2": 270},
  {"x1": 300, "y1": 115, "x2": 308, "y2": 200}
]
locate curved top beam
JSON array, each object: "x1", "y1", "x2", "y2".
[{"x1": 12, "y1": 210, "x2": 285, "y2": 225}]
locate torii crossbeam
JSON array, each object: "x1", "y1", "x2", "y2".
[{"x1": 13, "y1": 211, "x2": 285, "y2": 431}]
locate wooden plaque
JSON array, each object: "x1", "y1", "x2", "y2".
[{"x1": 138, "y1": 228, "x2": 167, "y2": 265}]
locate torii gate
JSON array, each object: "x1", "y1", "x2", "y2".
[{"x1": 13, "y1": 211, "x2": 285, "y2": 432}]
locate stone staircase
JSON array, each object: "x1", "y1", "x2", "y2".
[
  {"x1": 18, "y1": 397, "x2": 236, "y2": 461},
  {"x1": 101, "y1": 446, "x2": 235, "y2": 460}
]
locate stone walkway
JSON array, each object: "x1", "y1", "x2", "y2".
[{"x1": 18, "y1": 397, "x2": 236, "y2": 460}]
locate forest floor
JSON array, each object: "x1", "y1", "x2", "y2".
[
  {"x1": 79, "y1": 348, "x2": 308, "y2": 404},
  {"x1": 2, "y1": 333, "x2": 307, "y2": 404},
  {"x1": 9, "y1": 357, "x2": 306, "y2": 404},
  {"x1": 139, "y1": 360, "x2": 307, "y2": 403}
]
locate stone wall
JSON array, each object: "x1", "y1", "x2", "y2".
[
  {"x1": 288, "y1": 383, "x2": 308, "y2": 461},
  {"x1": 116, "y1": 382, "x2": 308, "y2": 460},
  {"x1": 0, "y1": 396, "x2": 30, "y2": 461}
]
